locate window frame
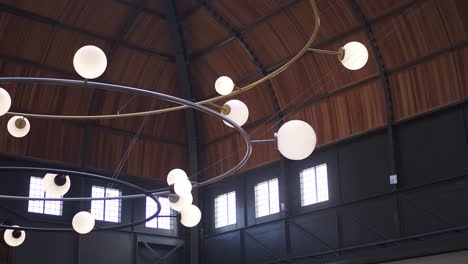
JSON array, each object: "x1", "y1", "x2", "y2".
[
  {"x1": 254, "y1": 178, "x2": 280, "y2": 218},
  {"x1": 90, "y1": 185, "x2": 122, "y2": 223},
  {"x1": 214, "y1": 191, "x2": 237, "y2": 229},
  {"x1": 145, "y1": 196, "x2": 174, "y2": 230},
  {"x1": 299, "y1": 163, "x2": 329, "y2": 207},
  {"x1": 27, "y1": 176, "x2": 63, "y2": 216}
]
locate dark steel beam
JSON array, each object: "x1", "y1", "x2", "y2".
[
  {"x1": 200, "y1": 0, "x2": 283, "y2": 119},
  {"x1": 164, "y1": 1, "x2": 200, "y2": 264},
  {"x1": 113, "y1": 0, "x2": 166, "y2": 19},
  {"x1": 0, "y1": 2, "x2": 173, "y2": 61}
]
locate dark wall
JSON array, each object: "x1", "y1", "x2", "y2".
[
  {"x1": 0, "y1": 159, "x2": 185, "y2": 264},
  {"x1": 200, "y1": 103, "x2": 468, "y2": 264}
]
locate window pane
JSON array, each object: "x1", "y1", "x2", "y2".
[
  {"x1": 157, "y1": 197, "x2": 172, "y2": 230},
  {"x1": 215, "y1": 191, "x2": 236, "y2": 228},
  {"x1": 28, "y1": 176, "x2": 63, "y2": 216},
  {"x1": 300, "y1": 163, "x2": 329, "y2": 207},
  {"x1": 316, "y1": 164, "x2": 329, "y2": 202},
  {"x1": 255, "y1": 179, "x2": 279, "y2": 218},
  {"x1": 91, "y1": 186, "x2": 105, "y2": 221},
  {"x1": 268, "y1": 179, "x2": 280, "y2": 214},
  {"x1": 104, "y1": 187, "x2": 121, "y2": 223}
]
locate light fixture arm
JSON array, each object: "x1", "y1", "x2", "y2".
[
  {"x1": 251, "y1": 133, "x2": 278, "y2": 149},
  {"x1": 308, "y1": 47, "x2": 345, "y2": 60}
]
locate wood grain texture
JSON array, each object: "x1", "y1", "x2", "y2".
[
  {"x1": 434, "y1": 0, "x2": 468, "y2": 45},
  {"x1": 389, "y1": 52, "x2": 461, "y2": 121},
  {"x1": 125, "y1": 13, "x2": 173, "y2": 55}
]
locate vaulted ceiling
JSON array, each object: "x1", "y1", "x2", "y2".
[{"x1": 0, "y1": 0, "x2": 466, "y2": 183}]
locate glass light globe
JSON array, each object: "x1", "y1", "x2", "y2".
[
  {"x1": 0, "y1": 87, "x2": 11, "y2": 116},
  {"x1": 167, "y1": 168, "x2": 188, "y2": 186},
  {"x1": 340, "y1": 41, "x2": 369, "y2": 70},
  {"x1": 43, "y1": 173, "x2": 71, "y2": 197},
  {"x1": 72, "y1": 211, "x2": 95, "y2": 234},
  {"x1": 215, "y1": 76, "x2": 234, "y2": 95},
  {"x1": 7, "y1": 116, "x2": 30, "y2": 138},
  {"x1": 174, "y1": 179, "x2": 192, "y2": 197},
  {"x1": 180, "y1": 204, "x2": 201, "y2": 227},
  {"x1": 3, "y1": 225, "x2": 25, "y2": 247},
  {"x1": 73, "y1": 45, "x2": 107, "y2": 79},
  {"x1": 169, "y1": 193, "x2": 193, "y2": 212},
  {"x1": 222, "y1": 99, "x2": 249, "y2": 128},
  {"x1": 277, "y1": 120, "x2": 316, "y2": 160}
]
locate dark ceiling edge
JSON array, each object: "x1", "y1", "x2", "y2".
[
  {"x1": 82, "y1": 0, "x2": 151, "y2": 169},
  {"x1": 203, "y1": 39, "x2": 468, "y2": 146},
  {"x1": 0, "y1": 2, "x2": 174, "y2": 61},
  {"x1": 200, "y1": 0, "x2": 283, "y2": 119},
  {"x1": 113, "y1": 0, "x2": 166, "y2": 19}
]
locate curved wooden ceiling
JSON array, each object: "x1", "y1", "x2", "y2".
[{"x1": 0, "y1": 0, "x2": 466, "y2": 182}]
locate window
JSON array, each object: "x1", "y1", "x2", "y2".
[
  {"x1": 254, "y1": 178, "x2": 279, "y2": 218},
  {"x1": 91, "y1": 186, "x2": 122, "y2": 223},
  {"x1": 300, "y1": 163, "x2": 329, "y2": 206},
  {"x1": 214, "y1": 191, "x2": 236, "y2": 228},
  {"x1": 146, "y1": 197, "x2": 173, "y2": 230},
  {"x1": 28, "y1": 176, "x2": 63, "y2": 216}
]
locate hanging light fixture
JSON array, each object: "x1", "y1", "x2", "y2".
[
  {"x1": 180, "y1": 204, "x2": 202, "y2": 228},
  {"x1": 3, "y1": 225, "x2": 26, "y2": 247},
  {"x1": 215, "y1": 76, "x2": 235, "y2": 95},
  {"x1": 72, "y1": 211, "x2": 95, "y2": 234},
  {"x1": 43, "y1": 173, "x2": 71, "y2": 197},
  {"x1": 7, "y1": 116, "x2": 30, "y2": 138},
  {"x1": 73, "y1": 45, "x2": 107, "y2": 79},
  {"x1": 0, "y1": 0, "x2": 375, "y2": 244},
  {"x1": 0, "y1": 87, "x2": 11, "y2": 116}
]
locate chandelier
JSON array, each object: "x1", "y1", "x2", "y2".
[{"x1": 0, "y1": 0, "x2": 369, "y2": 247}]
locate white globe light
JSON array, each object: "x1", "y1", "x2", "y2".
[
  {"x1": 72, "y1": 211, "x2": 95, "y2": 234},
  {"x1": 43, "y1": 173, "x2": 71, "y2": 197},
  {"x1": 3, "y1": 225, "x2": 25, "y2": 247},
  {"x1": 215, "y1": 76, "x2": 234, "y2": 95},
  {"x1": 180, "y1": 204, "x2": 201, "y2": 227},
  {"x1": 222, "y1": 99, "x2": 249, "y2": 127},
  {"x1": 174, "y1": 179, "x2": 192, "y2": 197},
  {"x1": 169, "y1": 193, "x2": 193, "y2": 212},
  {"x1": 167, "y1": 168, "x2": 188, "y2": 186},
  {"x1": 7, "y1": 116, "x2": 30, "y2": 138},
  {"x1": 0, "y1": 87, "x2": 11, "y2": 116},
  {"x1": 277, "y1": 120, "x2": 316, "y2": 160},
  {"x1": 73, "y1": 45, "x2": 107, "y2": 79},
  {"x1": 340, "y1": 41, "x2": 369, "y2": 70}
]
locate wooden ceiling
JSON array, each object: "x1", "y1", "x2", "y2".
[{"x1": 0, "y1": 0, "x2": 466, "y2": 183}]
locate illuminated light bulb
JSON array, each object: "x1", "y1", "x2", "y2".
[
  {"x1": 340, "y1": 41, "x2": 369, "y2": 70},
  {"x1": 3, "y1": 225, "x2": 25, "y2": 247},
  {"x1": 167, "y1": 168, "x2": 188, "y2": 186},
  {"x1": 277, "y1": 120, "x2": 316, "y2": 160},
  {"x1": 169, "y1": 193, "x2": 193, "y2": 212},
  {"x1": 180, "y1": 204, "x2": 201, "y2": 227},
  {"x1": 174, "y1": 179, "x2": 192, "y2": 197},
  {"x1": 0, "y1": 87, "x2": 11, "y2": 116},
  {"x1": 215, "y1": 76, "x2": 234, "y2": 95},
  {"x1": 221, "y1": 99, "x2": 249, "y2": 127},
  {"x1": 73, "y1": 45, "x2": 107, "y2": 79},
  {"x1": 43, "y1": 173, "x2": 71, "y2": 197},
  {"x1": 72, "y1": 211, "x2": 95, "y2": 234},
  {"x1": 7, "y1": 116, "x2": 30, "y2": 138}
]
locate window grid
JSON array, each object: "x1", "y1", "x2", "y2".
[
  {"x1": 214, "y1": 191, "x2": 236, "y2": 228},
  {"x1": 254, "y1": 178, "x2": 280, "y2": 218},
  {"x1": 28, "y1": 176, "x2": 63, "y2": 216},
  {"x1": 91, "y1": 186, "x2": 122, "y2": 223},
  {"x1": 146, "y1": 197, "x2": 173, "y2": 230},
  {"x1": 300, "y1": 163, "x2": 329, "y2": 207}
]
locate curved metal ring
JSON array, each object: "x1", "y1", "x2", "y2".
[
  {"x1": 0, "y1": 166, "x2": 162, "y2": 232},
  {"x1": 0, "y1": 0, "x2": 320, "y2": 120}
]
